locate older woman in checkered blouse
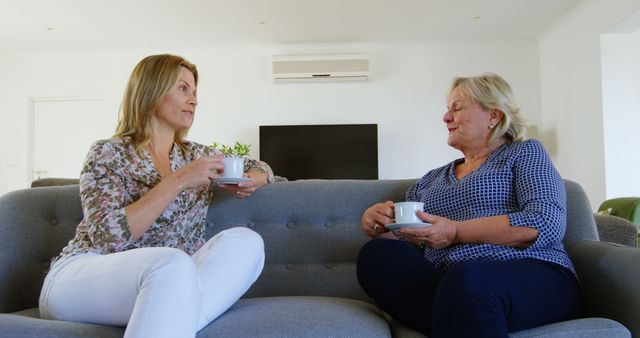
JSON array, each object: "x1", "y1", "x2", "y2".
[{"x1": 356, "y1": 73, "x2": 580, "y2": 338}]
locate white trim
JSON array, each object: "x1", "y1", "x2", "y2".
[{"x1": 28, "y1": 96, "x2": 106, "y2": 182}]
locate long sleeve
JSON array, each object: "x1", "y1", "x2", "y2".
[
  {"x1": 243, "y1": 157, "x2": 275, "y2": 183},
  {"x1": 507, "y1": 140, "x2": 567, "y2": 248},
  {"x1": 79, "y1": 140, "x2": 135, "y2": 252}
]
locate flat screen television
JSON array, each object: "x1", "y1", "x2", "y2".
[{"x1": 259, "y1": 124, "x2": 378, "y2": 180}]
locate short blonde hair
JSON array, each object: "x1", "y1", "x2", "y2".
[
  {"x1": 449, "y1": 73, "x2": 527, "y2": 144},
  {"x1": 115, "y1": 54, "x2": 198, "y2": 153}
]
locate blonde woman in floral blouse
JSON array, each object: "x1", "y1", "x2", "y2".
[{"x1": 39, "y1": 54, "x2": 274, "y2": 338}]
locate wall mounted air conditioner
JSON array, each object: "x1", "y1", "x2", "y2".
[{"x1": 271, "y1": 53, "x2": 370, "y2": 83}]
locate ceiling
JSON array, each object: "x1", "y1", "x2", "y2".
[{"x1": 0, "y1": 0, "x2": 590, "y2": 51}]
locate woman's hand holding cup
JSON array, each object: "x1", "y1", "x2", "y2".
[
  {"x1": 361, "y1": 201, "x2": 394, "y2": 238},
  {"x1": 400, "y1": 212, "x2": 458, "y2": 249},
  {"x1": 173, "y1": 156, "x2": 223, "y2": 189},
  {"x1": 218, "y1": 171, "x2": 265, "y2": 200}
]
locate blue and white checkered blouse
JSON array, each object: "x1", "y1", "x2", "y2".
[{"x1": 406, "y1": 139, "x2": 575, "y2": 274}]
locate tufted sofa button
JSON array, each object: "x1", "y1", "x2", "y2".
[
  {"x1": 206, "y1": 221, "x2": 214, "y2": 228},
  {"x1": 286, "y1": 222, "x2": 294, "y2": 229},
  {"x1": 247, "y1": 222, "x2": 255, "y2": 229},
  {"x1": 49, "y1": 219, "x2": 58, "y2": 226},
  {"x1": 324, "y1": 221, "x2": 332, "y2": 228},
  {"x1": 324, "y1": 262, "x2": 333, "y2": 269},
  {"x1": 285, "y1": 263, "x2": 294, "y2": 270}
]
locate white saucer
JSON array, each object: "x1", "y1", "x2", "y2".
[
  {"x1": 214, "y1": 177, "x2": 253, "y2": 185},
  {"x1": 384, "y1": 222, "x2": 431, "y2": 231}
]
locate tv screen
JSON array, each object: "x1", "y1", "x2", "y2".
[{"x1": 259, "y1": 124, "x2": 378, "y2": 180}]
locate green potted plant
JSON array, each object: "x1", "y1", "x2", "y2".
[
  {"x1": 212, "y1": 141, "x2": 251, "y2": 158},
  {"x1": 212, "y1": 141, "x2": 251, "y2": 179}
]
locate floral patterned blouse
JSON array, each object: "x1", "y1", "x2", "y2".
[{"x1": 52, "y1": 137, "x2": 273, "y2": 266}]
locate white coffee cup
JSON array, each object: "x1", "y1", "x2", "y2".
[
  {"x1": 221, "y1": 157, "x2": 244, "y2": 178},
  {"x1": 394, "y1": 201, "x2": 425, "y2": 224}
]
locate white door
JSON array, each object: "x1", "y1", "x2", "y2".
[{"x1": 31, "y1": 97, "x2": 115, "y2": 181}]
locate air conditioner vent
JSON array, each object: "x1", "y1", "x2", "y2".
[{"x1": 271, "y1": 53, "x2": 370, "y2": 83}]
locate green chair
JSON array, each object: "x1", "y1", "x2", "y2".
[{"x1": 598, "y1": 197, "x2": 640, "y2": 242}]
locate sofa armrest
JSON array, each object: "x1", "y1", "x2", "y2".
[
  {"x1": 30, "y1": 177, "x2": 79, "y2": 187},
  {"x1": 594, "y1": 214, "x2": 638, "y2": 247},
  {"x1": 0, "y1": 185, "x2": 82, "y2": 313},
  {"x1": 567, "y1": 240, "x2": 640, "y2": 336}
]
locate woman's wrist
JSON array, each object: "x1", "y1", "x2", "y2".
[
  {"x1": 164, "y1": 170, "x2": 188, "y2": 193},
  {"x1": 450, "y1": 221, "x2": 462, "y2": 245}
]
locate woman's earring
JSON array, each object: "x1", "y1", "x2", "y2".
[{"x1": 488, "y1": 124, "x2": 494, "y2": 129}]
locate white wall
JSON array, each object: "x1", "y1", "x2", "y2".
[
  {"x1": 601, "y1": 28, "x2": 640, "y2": 199},
  {"x1": 0, "y1": 41, "x2": 541, "y2": 197},
  {"x1": 539, "y1": 0, "x2": 640, "y2": 210}
]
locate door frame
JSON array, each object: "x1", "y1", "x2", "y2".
[{"x1": 27, "y1": 96, "x2": 106, "y2": 183}]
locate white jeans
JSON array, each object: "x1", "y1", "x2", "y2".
[{"x1": 39, "y1": 227, "x2": 264, "y2": 338}]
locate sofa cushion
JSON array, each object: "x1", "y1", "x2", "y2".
[
  {"x1": 206, "y1": 179, "x2": 414, "y2": 302},
  {"x1": 509, "y1": 317, "x2": 630, "y2": 338},
  {"x1": 197, "y1": 296, "x2": 391, "y2": 337},
  {"x1": 375, "y1": 312, "x2": 631, "y2": 338},
  {"x1": 0, "y1": 308, "x2": 124, "y2": 338},
  {"x1": 2, "y1": 297, "x2": 391, "y2": 338},
  {"x1": 4, "y1": 309, "x2": 628, "y2": 338}
]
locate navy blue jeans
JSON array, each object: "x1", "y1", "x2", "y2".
[{"x1": 356, "y1": 239, "x2": 581, "y2": 338}]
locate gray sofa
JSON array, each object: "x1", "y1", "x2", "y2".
[{"x1": 1, "y1": 179, "x2": 639, "y2": 337}]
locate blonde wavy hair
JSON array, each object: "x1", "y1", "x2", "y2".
[
  {"x1": 449, "y1": 73, "x2": 527, "y2": 144},
  {"x1": 115, "y1": 54, "x2": 198, "y2": 153}
]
